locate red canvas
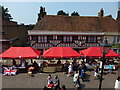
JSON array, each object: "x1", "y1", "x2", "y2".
[
  {"x1": 0, "y1": 47, "x2": 41, "y2": 59},
  {"x1": 79, "y1": 47, "x2": 119, "y2": 58},
  {"x1": 43, "y1": 47, "x2": 80, "y2": 58}
]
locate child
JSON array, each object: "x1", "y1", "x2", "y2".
[{"x1": 47, "y1": 74, "x2": 52, "y2": 84}]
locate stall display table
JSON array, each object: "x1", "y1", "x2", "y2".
[
  {"x1": 42, "y1": 64, "x2": 63, "y2": 73},
  {"x1": 18, "y1": 67, "x2": 27, "y2": 73},
  {"x1": 43, "y1": 67, "x2": 56, "y2": 73}
]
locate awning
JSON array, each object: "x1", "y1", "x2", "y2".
[
  {"x1": 43, "y1": 47, "x2": 80, "y2": 58},
  {"x1": 79, "y1": 47, "x2": 119, "y2": 58},
  {"x1": 0, "y1": 47, "x2": 41, "y2": 59}
]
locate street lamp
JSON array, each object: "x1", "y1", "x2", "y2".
[{"x1": 99, "y1": 38, "x2": 112, "y2": 90}]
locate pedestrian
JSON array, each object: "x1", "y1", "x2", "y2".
[
  {"x1": 67, "y1": 63, "x2": 73, "y2": 76},
  {"x1": 108, "y1": 63, "x2": 114, "y2": 74},
  {"x1": 57, "y1": 59, "x2": 61, "y2": 65},
  {"x1": 80, "y1": 69, "x2": 85, "y2": 82},
  {"x1": 61, "y1": 85, "x2": 66, "y2": 90},
  {"x1": 38, "y1": 60, "x2": 43, "y2": 73},
  {"x1": 47, "y1": 74, "x2": 52, "y2": 85},
  {"x1": 46, "y1": 81, "x2": 54, "y2": 90},
  {"x1": 54, "y1": 75, "x2": 61, "y2": 90},
  {"x1": 94, "y1": 66, "x2": 99, "y2": 80},
  {"x1": 33, "y1": 61, "x2": 39, "y2": 73},
  {"x1": 73, "y1": 71, "x2": 80, "y2": 87},
  {"x1": 82, "y1": 63, "x2": 87, "y2": 72},
  {"x1": 28, "y1": 65, "x2": 34, "y2": 77},
  {"x1": 99, "y1": 61, "x2": 102, "y2": 70},
  {"x1": 77, "y1": 64, "x2": 82, "y2": 75},
  {"x1": 114, "y1": 76, "x2": 120, "y2": 90},
  {"x1": 63, "y1": 60, "x2": 70, "y2": 74},
  {"x1": 12, "y1": 59, "x2": 16, "y2": 66}
]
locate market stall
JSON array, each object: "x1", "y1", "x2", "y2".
[
  {"x1": 42, "y1": 47, "x2": 81, "y2": 72},
  {"x1": 1, "y1": 47, "x2": 41, "y2": 75},
  {"x1": 79, "y1": 47, "x2": 119, "y2": 58}
]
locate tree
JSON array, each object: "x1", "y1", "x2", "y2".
[
  {"x1": 112, "y1": 43, "x2": 120, "y2": 48},
  {"x1": 0, "y1": 5, "x2": 13, "y2": 21},
  {"x1": 37, "y1": 6, "x2": 46, "y2": 22},
  {"x1": 57, "y1": 10, "x2": 69, "y2": 16},
  {"x1": 71, "y1": 11, "x2": 80, "y2": 16}
]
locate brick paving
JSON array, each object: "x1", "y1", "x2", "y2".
[{"x1": 2, "y1": 70, "x2": 119, "y2": 89}]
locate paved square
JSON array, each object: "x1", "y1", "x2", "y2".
[{"x1": 2, "y1": 71, "x2": 118, "y2": 89}]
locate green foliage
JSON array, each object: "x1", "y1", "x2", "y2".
[
  {"x1": 57, "y1": 10, "x2": 69, "y2": 16},
  {"x1": 112, "y1": 43, "x2": 120, "y2": 48},
  {"x1": 71, "y1": 11, "x2": 80, "y2": 16},
  {"x1": 37, "y1": 6, "x2": 46, "y2": 22},
  {"x1": 0, "y1": 5, "x2": 13, "y2": 21}
]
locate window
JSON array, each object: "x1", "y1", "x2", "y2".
[
  {"x1": 73, "y1": 36, "x2": 78, "y2": 40},
  {"x1": 63, "y1": 36, "x2": 72, "y2": 43},
  {"x1": 53, "y1": 35, "x2": 57, "y2": 40},
  {"x1": 32, "y1": 36, "x2": 37, "y2": 41},
  {"x1": 47, "y1": 36, "x2": 53, "y2": 40},
  {"x1": 114, "y1": 36, "x2": 120, "y2": 43},
  {"x1": 117, "y1": 36, "x2": 120, "y2": 43},
  {"x1": 38, "y1": 36, "x2": 47, "y2": 43},
  {"x1": 57, "y1": 36, "x2": 63, "y2": 40},
  {"x1": 86, "y1": 36, "x2": 97, "y2": 43}
]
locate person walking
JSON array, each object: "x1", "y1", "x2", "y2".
[
  {"x1": 114, "y1": 76, "x2": 120, "y2": 90},
  {"x1": 67, "y1": 63, "x2": 73, "y2": 76},
  {"x1": 80, "y1": 69, "x2": 85, "y2": 82},
  {"x1": 73, "y1": 71, "x2": 81, "y2": 87},
  {"x1": 54, "y1": 75, "x2": 61, "y2": 90},
  {"x1": 63, "y1": 60, "x2": 70, "y2": 74},
  {"x1": 94, "y1": 66, "x2": 99, "y2": 80}
]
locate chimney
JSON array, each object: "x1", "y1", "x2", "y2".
[
  {"x1": 98, "y1": 8, "x2": 104, "y2": 17},
  {"x1": 42, "y1": 7, "x2": 47, "y2": 17},
  {"x1": 117, "y1": 8, "x2": 120, "y2": 19}
]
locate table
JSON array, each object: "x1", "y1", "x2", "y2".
[
  {"x1": 18, "y1": 67, "x2": 27, "y2": 73},
  {"x1": 42, "y1": 64, "x2": 63, "y2": 73}
]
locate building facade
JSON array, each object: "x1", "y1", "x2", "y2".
[
  {"x1": 0, "y1": 18, "x2": 34, "y2": 52},
  {"x1": 28, "y1": 9, "x2": 120, "y2": 52},
  {"x1": 28, "y1": 31, "x2": 104, "y2": 50}
]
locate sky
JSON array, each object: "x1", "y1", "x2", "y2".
[{"x1": 1, "y1": 1, "x2": 119, "y2": 25}]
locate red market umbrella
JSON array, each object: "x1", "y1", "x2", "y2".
[
  {"x1": 0, "y1": 47, "x2": 41, "y2": 59},
  {"x1": 43, "y1": 47, "x2": 80, "y2": 58},
  {"x1": 79, "y1": 47, "x2": 119, "y2": 58}
]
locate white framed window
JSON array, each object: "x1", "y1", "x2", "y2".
[
  {"x1": 38, "y1": 36, "x2": 47, "y2": 43},
  {"x1": 63, "y1": 36, "x2": 72, "y2": 42},
  {"x1": 86, "y1": 36, "x2": 97, "y2": 43}
]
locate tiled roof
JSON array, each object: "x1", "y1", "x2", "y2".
[
  {"x1": 116, "y1": 18, "x2": 120, "y2": 23},
  {"x1": 32, "y1": 15, "x2": 120, "y2": 35}
]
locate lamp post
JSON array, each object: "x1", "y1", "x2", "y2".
[{"x1": 99, "y1": 38, "x2": 112, "y2": 90}]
